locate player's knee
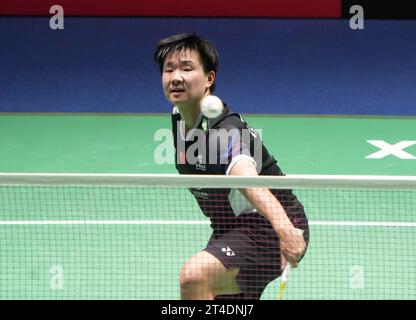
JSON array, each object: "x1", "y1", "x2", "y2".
[{"x1": 179, "y1": 261, "x2": 209, "y2": 291}]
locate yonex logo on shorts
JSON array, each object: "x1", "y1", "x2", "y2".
[{"x1": 221, "y1": 247, "x2": 235, "y2": 257}]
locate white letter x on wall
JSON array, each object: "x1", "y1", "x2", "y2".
[{"x1": 366, "y1": 140, "x2": 416, "y2": 159}]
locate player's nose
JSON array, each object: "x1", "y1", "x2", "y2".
[{"x1": 171, "y1": 69, "x2": 183, "y2": 82}]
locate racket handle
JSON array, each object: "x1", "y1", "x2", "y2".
[
  {"x1": 278, "y1": 228, "x2": 305, "y2": 300},
  {"x1": 278, "y1": 262, "x2": 292, "y2": 300},
  {"x1": 281, "y1": 228, "x2": 304, "y2": 282},
  {"x1": 281, "y1": 263, "x2": 292, "y2": 283}
]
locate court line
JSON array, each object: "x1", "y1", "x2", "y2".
[{"x1": 0, "y1": 220, "x2": 415, "y2": 227}]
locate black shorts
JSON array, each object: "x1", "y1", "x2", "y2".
[{"x1": 204, "y1": 216, "x2": 309, "y2": 300}]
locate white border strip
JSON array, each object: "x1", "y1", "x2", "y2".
[
  {"x1": 0, "y1": 173, "x2": 416, "y2": 189},
  {"x1": 0, "y1": 220, "x2": 414, "y2": 227}
]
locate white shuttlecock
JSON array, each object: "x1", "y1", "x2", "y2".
[{"x1": 200, "y1": 95, "x2": 224, "y2": 119}]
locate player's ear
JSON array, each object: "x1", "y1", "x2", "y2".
[{"x1": 206, "y1": 71, "x2": 215, "y2": 89}]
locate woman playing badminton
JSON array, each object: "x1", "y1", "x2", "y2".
[{"x1": 154, "y1": 33, "x2": 309, "y2": 300}]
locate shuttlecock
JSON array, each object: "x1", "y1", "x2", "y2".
[{"x1": 200, "y1": 95, "x2": 224, "y2": 119}]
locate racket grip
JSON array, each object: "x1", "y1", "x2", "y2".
[
  {"x1": 281, "y1": 263, "x2": 292, "y2": 283},
  {"x1": 281, "y1": 228, "x2": 304, "y2": 282}
]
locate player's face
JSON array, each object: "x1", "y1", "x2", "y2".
[{"x1": 162, "y1": 49, "x2": 214, "y2": 108}]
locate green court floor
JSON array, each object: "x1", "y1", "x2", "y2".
[{"x1": 0, "y1": 114, "x2": 415, "y2": 299}]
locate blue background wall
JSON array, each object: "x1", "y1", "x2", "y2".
[{"x1": 1, "y1": 17, "x2": 415, "y2": 115}]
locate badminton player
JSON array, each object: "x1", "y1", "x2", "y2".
[{"x1": 154, "y1": 33, "x2": 309, "y2": 300}]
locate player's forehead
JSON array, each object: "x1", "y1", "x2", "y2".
[{"x1": 163, "y1": 48, "x2": 203, "y2": 67}]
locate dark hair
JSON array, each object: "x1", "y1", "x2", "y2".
[{"x1": 154, "y1": 33, "x2": 219, "y2": 92}]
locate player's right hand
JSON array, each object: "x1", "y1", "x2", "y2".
[{"x1": 279, "y1": 227, "x2": 306, "y2": 268}]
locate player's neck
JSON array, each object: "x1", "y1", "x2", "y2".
[
  {"x1": 178, "y1": 104, "x2": 201, "y2": 133},
  {"x1": 177, "y1": 91, "x2": 210, "y2": 133}
]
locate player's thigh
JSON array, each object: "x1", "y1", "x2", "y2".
[{"x1": 180, "y1": 250, "x2": 241, "y2": 295}]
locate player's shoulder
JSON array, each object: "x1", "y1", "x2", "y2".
[{"x1": 210, "y1": 103, "x2": 246, "y2": 130}]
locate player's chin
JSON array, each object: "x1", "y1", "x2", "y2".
[
  {"x1": 170, "y1": 91, "x2": 188, "y2": 99},
  {"x1": 169, "y1": 95, "x2": 191, "y2": 107}
]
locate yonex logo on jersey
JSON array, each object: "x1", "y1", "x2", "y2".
[
  {"x1": 221, "y1": 247, "x2": 236, "y2": 257},
  {"x1": 195, "y1": 154, "x2": 206, "y2": 171}
]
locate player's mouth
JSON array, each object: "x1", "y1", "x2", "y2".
[
  {"x1": 170, "y1": 88, "x2": 186, "y2": 94},
  {"x1": 170, "y1": 88, "x2": 186, "y2": 98}
]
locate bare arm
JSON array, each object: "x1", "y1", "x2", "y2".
[{"x1": 229, "y1": 158, "x2": 306, "y2": 267}]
